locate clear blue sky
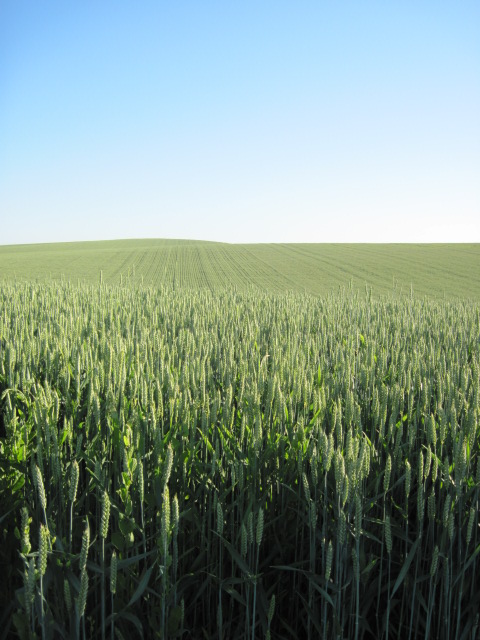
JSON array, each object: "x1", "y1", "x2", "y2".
[{"x1": 1, "y1": 1, "x2": 479, "y2": 244}]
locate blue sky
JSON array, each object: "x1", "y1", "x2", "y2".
[{"x1": 1, "y1": 1, "x2": 479, "y2": 244}]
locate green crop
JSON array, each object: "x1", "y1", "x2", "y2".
[
  {"x1": 0, "y1": 271, "x2": 479, "y2": 639},
  {"x1": 1, "y1": 239, "x2": 479, "y2": 299}
]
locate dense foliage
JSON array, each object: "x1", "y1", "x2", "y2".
[{"x1": 0, "y1": 281, "x2": 479, "y2": 639}]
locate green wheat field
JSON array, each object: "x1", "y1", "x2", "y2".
[
  {"x1": 1, "y1": 240, "x2": 479, "y2": 639},
  {"x1": 1, "y1": 240, "x2": 480, "y2": 299}
]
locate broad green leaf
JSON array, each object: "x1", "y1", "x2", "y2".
[{"x1": 127, "y1": 565, "x2": 154, "y2": 607}]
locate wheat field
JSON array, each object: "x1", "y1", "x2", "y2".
[
  {"x1": 0, "y1": 242, "x2": 479, "y2": 639},
  {"x1": 1, "y1": 240, "x2": 479, "y2": 299}
]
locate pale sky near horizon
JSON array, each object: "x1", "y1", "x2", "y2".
[{"x1": 1, "y1": 1, "x2": 479, "y2": 245}]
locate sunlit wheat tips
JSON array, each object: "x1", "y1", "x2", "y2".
[
  {"x1": 79, "y1": 519, "x2": 90, "y2": 573},
  {"x1": 20, "y1": 507, "x2": 31, "y2": 555},
  {"x1": 110, "y1": 552, "x2": 118, "y2": 595},
  {"x1": 100, "y1": 490, "x2": 110, "y2": 539},
  {"x1": 38, "y1": 524, "x2": 49, "y2": 576},
  {"x1": 69, "y1": 460, "x2": 79, "y2": 503},
  {"x1": 33, "y1": 465, "x2": 47, "y2": 521}
]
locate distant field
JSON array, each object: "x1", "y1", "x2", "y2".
[{"x1": 0, "y1": 239, "x2": 479, "y2": 299}]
